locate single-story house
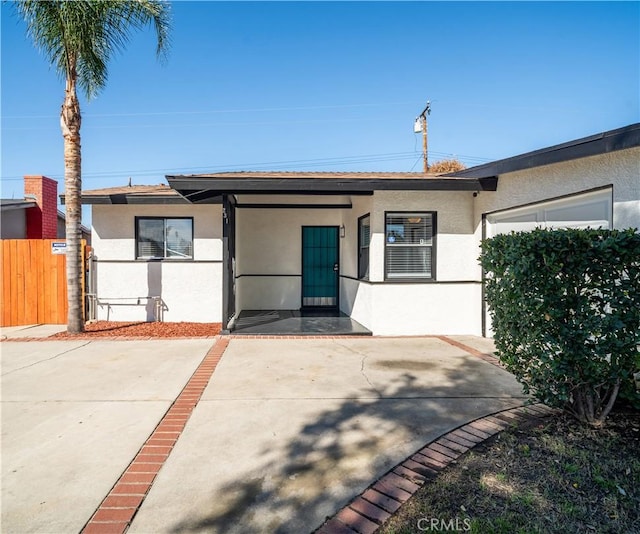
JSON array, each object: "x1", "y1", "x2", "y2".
[
  {"x1": 72, "y1": 123, "x2": 639, "y2": 336},
  {"x1": 1, "y1": 175, "x2": 91, "y2": 241}
]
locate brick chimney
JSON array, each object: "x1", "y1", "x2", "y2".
[{"x1": 24, "y1": 175, "x2": 58, "y2": 239}]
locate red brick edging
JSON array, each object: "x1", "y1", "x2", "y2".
[
  {"x1": 315, "y1": 403, "x2": 558, "y2": 534},
  {"x1": 435, "y1": 335, "x2": 505, "y2": 368},
  {"x1": 315, "y1": 336, "x2": 553, "y2": 534},
  {"x1": 80, "y1": 337, "x2": 230, "y2": 534}
]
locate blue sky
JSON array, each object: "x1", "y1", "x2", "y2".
[{"x1": 1, "y1": 1, "x2": 638, "y2": 220}]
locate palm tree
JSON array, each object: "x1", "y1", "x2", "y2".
[{"x1": 15, "y1": 0, "x2": 171, "y2": 333}]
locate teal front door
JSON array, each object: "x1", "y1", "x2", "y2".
[{"x1": 302, "y1": 226, "x2": 339, "y2": 308}]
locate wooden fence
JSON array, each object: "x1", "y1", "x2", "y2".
[{"x1": 0, "y1": 239, "x2": 87, "y2": 326}]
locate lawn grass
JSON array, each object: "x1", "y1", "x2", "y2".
[{"x1": 379, "y1": 410, "x2": 639, "y2": 534}]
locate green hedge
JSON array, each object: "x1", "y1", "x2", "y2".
[{"x1": 480, "y1": 228, "x2": 640, "y2": 426}]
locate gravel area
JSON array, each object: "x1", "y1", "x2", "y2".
[{"x1": 50, "y1": 321, "x2": 221, "y2": 339}]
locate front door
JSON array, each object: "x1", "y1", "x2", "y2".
[{"x1": 302, "y1": 226, "x2": 339, "y2": 308}]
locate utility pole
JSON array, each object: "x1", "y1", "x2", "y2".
[{"x1": 415, "y1": 101, "x2": 431, "y2": 172}]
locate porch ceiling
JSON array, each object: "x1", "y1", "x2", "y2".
[{"x1": 166, "y1": 171, "x2": 498, "y2": 203}]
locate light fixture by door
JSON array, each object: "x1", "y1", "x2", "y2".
[{"x1": 340, "y1": 224, "x2": 345, "y2": 238}]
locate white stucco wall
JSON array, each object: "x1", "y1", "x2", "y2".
[
  {"x1": 371, "y1": 282, "x2": 482, "y2": 335},
  {"x1": 475, "y1": 148, "x2": 640, "y2": 232},
  {"x1": 235, "y1": 204, "x2": 349, "y2": 310},
  {"x1": 340, "y1": 195, "x2": 373, "y2": 279},
  {"x1": 340, "y1": 190, "x2": 483, "y2": 335},
  {"x1": 475, "y1": 146, "x2": 639, "y2": 336},
  {"x1": 472, "y1": 147, "x2": 640, "y2": 279},
  {"x1": 341, "y1": 147, "x2": 639, "y2": 336},
  {"x1": 340, "y1": 276, "x2": 373, "y2": 329},
  {"x1": 371, "y1": 191, "x2": 477, "y2": 282},
  {"x1": 91, "y1": 204, "x2": 222, "y2": 322}
]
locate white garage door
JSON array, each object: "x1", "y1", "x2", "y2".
[
  {"x1": 483, "y1": 187, "x2": 613, "y2": 336},
  {"x1": 486, "y1": 187, "x2": 612, "y2": 238}
]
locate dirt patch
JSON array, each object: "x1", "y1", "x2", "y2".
[
  {"x1": 50, "y1": 321, "x2": 221, "y2": 339},
  {"x1": 379, "y1": 410, "x2": 640, "y2": 534}
]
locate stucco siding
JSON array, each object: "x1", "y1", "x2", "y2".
[
  {"x1": 235, "y1": 205, "x2": 349, "y2": 310},
  {"x1": 95, "y1": 261, "x2": 221, "y2": 322},
  {"x1": 237, "y1": 276, "x2": 301, "y2": 310},
  {"x1": 339, "y1": 277, "x2": 373, "y2": 330},
  {"x1": 337, "y1": 191, "x2": 481, "y2": 335},
  {"x1": 475, "y1": 148, "x2": 640, "y2": 231},
  {"x1": 371, "y1": 282, "x2": 482, "y2": 336},
  {"x1": 371, "y1": 191, "x2": 478, "y2": 282},
  {"x1": 91, "y1": 204, "x2": 222, "y2": 322},
  {"x1": 92, "y1": 204, "x2": 222, "y2": 261},
  {"x1": 340, "y1": 196, "x2": 373, "y2": 279}
]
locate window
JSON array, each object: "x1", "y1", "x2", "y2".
[
  {"x1": 358, "y1": 214, "x2": 370, "y2": 279},
  {"x1": 136, "y1": 217, "x2": 193, "y2": 259},
  {"x1": 385, "y1": 212, "x2": 435, "y2": 279}
]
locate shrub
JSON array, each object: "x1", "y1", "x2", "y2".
[
  {"x1": 479, "y1": 228, "x2": 640, "y2": 427},
  {"x1": 429, "y1": 159, "x2": 466, "y2": 173}
]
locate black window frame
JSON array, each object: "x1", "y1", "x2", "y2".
[
  {"x1": 135, "y1": 216, "x2": 194, "y2": 260},
  {"x1": 357, "y1": 213, "x2": 371, "y2": 280},
  {"x1": 384, "y1": 211, "x2": 436, "y2": 281}
]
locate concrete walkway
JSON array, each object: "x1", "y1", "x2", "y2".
[
  {"x1": 1, "y1": 324, "x2": 67, "y2": 340},
  {"x1": 1, "y1": 335, "x2": 526, "y2": 533},
  {"x1": 1, "y1": 337, "x2": 214, "y2": 533}
]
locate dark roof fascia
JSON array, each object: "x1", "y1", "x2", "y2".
[
  {"x1": 166, "y1": 176, "x2": 497, "y2": 198},
  {"x1": 64, "y1": 194, "x2": 195, "y2": 205},
  {"x1": 447, "y1": 123, "x2": 640, "y2": 179}
]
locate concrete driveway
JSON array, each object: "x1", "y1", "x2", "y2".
[{"x1": 1, "y1": 335, "x2": 526, "y2": 533}]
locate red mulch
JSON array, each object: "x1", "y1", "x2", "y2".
[{"x1": 50, "y1": 321, "x2": 221, "y2": 339}]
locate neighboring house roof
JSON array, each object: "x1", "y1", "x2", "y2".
[
  {"x1": 0, "y1": 198, "x2": 90, "y2": 238},
  {"x1": 446, "y1": 122, "x2": 640, "y2": 179},
  {"x1": 0, "y1": 199, "x2": 38, "y2": 211}
]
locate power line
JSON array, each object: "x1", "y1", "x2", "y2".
[
  {"x1": 0, "y1": 150, "x2": 492, "y2": 182},
  {"x1": 3, "y1": 116, "x2": 384, "y2": 131},
  {"x1": 2, "y1": 100, "x2": 414, "y2": 120}
]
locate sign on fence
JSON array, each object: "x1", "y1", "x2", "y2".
[{"x1": 51, "y1": 242, "x2": 67, "y2": 255}]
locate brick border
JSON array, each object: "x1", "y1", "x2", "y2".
[
  {"x1": 80, "y1": 337, "x2": 229, "y2": 534},
  {"x1": 314, "y1": 335, "x2": 553, "y2": 534},
  {"x1": 435, "y1": 335, "x2": 505, "y2": 368},
  {"x1": 315, "y1": 403, "x2": 558, "y2": 534}
]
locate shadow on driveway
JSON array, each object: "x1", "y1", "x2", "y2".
[{"x1": 129, "y1": 337, "x2": 525, "y2": 534}]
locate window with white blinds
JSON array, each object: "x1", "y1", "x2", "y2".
[
  {"x1": 136, "y1": 217, "x2": 193, "y2": 259},
  {"x1": 358, "y1": 214, "x2": 370, "y2": 279},
  {"x1": 385, "y1": 212, "x2": 435, "y2": 279}
]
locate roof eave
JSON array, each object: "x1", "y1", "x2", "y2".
[
  {"x1": 166, "y1": 176, "x2": 497, "y2": 201},
  {"x1": 0, "y1": 200, "x2": 37, "y2": 211},
  {"x1": 62, "y1": 194, "x2": 195, "y2": 205},
  {"x1": 447, "y1": 122, "x2": 640, "y2": 179}
]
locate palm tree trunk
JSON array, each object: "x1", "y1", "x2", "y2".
[{"x1": 61, "y1": 74, "x2": 84, "y2": 333}]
